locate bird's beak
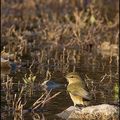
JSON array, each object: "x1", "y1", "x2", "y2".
[
  {"x1": 65, "y1": 77, "x2": 69, "y2": 82},
  {"x1": 64, "y1": 75, "x2": 67, "y2": 80}
]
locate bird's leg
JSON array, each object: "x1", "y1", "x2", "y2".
[{"x1": 76, "y1": 104, "x2": 84, "y2": 110}]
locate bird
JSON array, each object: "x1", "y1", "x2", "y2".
[{"x1": 65, "y1": 72, "x2": 91, "y2": 107}]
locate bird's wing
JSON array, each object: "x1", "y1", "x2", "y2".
[{"x1": 67, "y1": 84, "x2": 91, "y2": 100}]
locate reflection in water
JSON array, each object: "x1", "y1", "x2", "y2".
[
  {"x1": 32, "y1": 112, "x2": 45, "y2": 120},
  {"x1": 1, "y1": 68, "x2": 10, "y2": 82},
  {"x1": 41, "y1": 80, "x2": 66, "y2": 91},
  {"x1": 1, "y1": 68, "x2": 10, "y2": 76}
]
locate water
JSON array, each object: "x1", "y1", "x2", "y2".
[{"x1": 1, "y1": 51, "x2": 119, "y2": 120}]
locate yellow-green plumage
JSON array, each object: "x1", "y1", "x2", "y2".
[{"x1": 66, "y1": 72, "x2": 91, "y2": 106}]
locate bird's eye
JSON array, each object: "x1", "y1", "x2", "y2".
[{"x1": 70, "y1": 76, "x2": 74, "y2": 78}]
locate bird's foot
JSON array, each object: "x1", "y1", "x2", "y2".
[{"x1": 75, "y1": 104, "x2": 84, "y2": 110}]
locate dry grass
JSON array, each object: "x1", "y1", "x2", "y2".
[{"x1": 1, "y1": 0, "x2": 119, "y2": 119}]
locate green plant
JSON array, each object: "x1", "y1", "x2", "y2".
[
  {"x1": 23, "y1": 73, "x2": 36, "y2": 97},
  {"x1": 114, "y1": 83, "x2": 119, "y2": 100},
  {"x1": 23, "y1": 73, "x2": 36, "y2": 85}
]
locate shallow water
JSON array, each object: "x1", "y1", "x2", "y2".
[{"x1": 1, "y1": 51, "x2": 119, "y2": 120}]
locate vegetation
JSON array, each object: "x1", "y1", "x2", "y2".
[{"x1": 1, "y1": 0, "x2": 119, "y2": 119}]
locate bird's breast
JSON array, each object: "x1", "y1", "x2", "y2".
[{"x1": 69, "y1": 93, "x2": 84, "y2": 105}]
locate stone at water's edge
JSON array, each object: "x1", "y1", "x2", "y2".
[
  {"x1": 56, "y1": 104, "x2": 119, "y2": 120},
  {"x1": 57, "y1": 106, "x2": 80, "y2": 120}
]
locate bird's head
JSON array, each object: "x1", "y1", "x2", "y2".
[{"x1": 65, "y1": 72, "x2": 82, "y2": 84}]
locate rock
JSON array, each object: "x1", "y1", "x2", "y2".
[
  {"x1": 1, "y1": 58, "x2": 10, "y2": 68},
  {"x1": 57, "y1": 106, "x2": 79, "y2": 120},
  {"x1": 56, "y1": 104, "x2": 119, "y2": 120}
]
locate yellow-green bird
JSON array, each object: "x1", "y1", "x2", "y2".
[{"x1": 66, "y1": 72, "x2": 91, "y2": 106}]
